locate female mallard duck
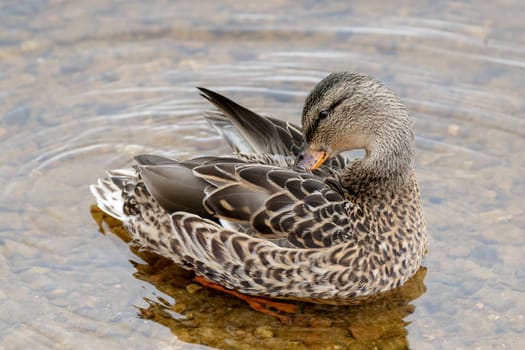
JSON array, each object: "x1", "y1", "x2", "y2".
[{"x1": 91, "y1": 72, "x2": 427, "y2": 318}]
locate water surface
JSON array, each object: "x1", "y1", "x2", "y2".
[{"x1": 1, "y1": 1, "x2": 524, "y2": 349}]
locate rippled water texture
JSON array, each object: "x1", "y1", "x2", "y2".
[{"x1": 1, "y1": 1, "x2": 524, "y2": 349}]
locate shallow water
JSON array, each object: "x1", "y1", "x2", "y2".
[{"x1": 1, "y1": 1, "x2": 524, "y2": 349}]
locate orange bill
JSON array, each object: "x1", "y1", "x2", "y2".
[{"x1": 296, "y1": 147, "x2": 329, "y2": 170}]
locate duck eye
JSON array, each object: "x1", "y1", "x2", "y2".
[{"x1": 318, "y1": 110, "x2": 330, "y2": 119}]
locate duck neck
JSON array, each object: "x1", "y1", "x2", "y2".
[{"x1": 351, "y1": 129, "x2": 415, "y2": 189}]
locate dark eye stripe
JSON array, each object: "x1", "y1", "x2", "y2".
[
  {"x1": 329, "y1": 96, "x2": 347, "y2": 111},
  {"x1": 304, "y1": 96, "x2": 348, "y2": 143}
]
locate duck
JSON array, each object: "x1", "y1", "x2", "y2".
[{"x1": 90, "y1": 72, "x2": 428, "y2": 321}]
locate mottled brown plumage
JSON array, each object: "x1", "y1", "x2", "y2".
[{"x1": 90, "y1": 72, "x2": 428, "y2": 302}]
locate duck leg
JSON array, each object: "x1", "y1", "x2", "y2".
[{"x1": 193, "y1": 276, "x2": 297, "y2": 324}]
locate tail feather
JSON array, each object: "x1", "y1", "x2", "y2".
[{"x1": 89, "y1": 169, "x2": 137, "y2": 221}]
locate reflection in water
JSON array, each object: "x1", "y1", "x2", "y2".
[{"x1": 91, "y1": 205, "x2": 427, "y2": 349}]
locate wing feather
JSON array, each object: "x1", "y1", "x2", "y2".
[{"x1": 199, "y1": 87, "x2": 303, "y2": 157}]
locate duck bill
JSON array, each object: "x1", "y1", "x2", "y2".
[{"x1": 296, "y1": 146, "x2": 329, "y2": 170}]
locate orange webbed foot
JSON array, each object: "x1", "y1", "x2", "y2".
[{"x1": 193, "y1": 276, "x2": 297, "y2": 324}]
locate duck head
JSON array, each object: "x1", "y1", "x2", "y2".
[{"x1": 296, "y1": 72, "x2": 414, "y2": 173}]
